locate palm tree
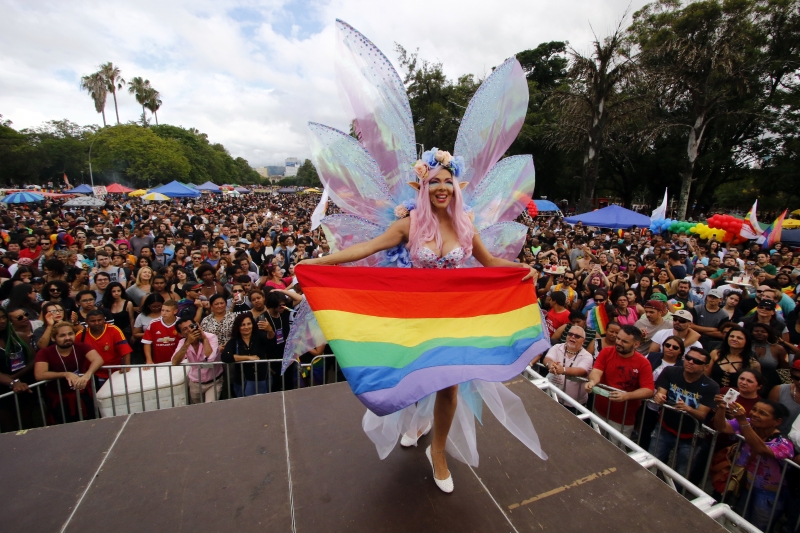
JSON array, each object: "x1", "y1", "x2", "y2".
[
  {"x1": 145, "y1": 88, "x2": 162, "y2": 125},
  {"x1": 80, "y1": 71, "x2": 108, "y2": 127},
  {"x1": 127, "y1": 76, "x2": 153, "y2": 125},
  {"x1": 99, "y1": 62, "x2": 125, "y2": 125}
]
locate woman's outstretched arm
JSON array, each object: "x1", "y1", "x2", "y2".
[
  {"x1": 471, "y1": 233, "x2": 537, "y2": 281},
  {"x1": 302, "y1": 218, "x2": 410, "y2": 267}
]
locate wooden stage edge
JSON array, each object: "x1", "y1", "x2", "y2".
[{"x1": 0, "y1": 380, "x2": 727, "y2": 533}]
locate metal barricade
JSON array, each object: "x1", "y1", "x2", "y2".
[
  {"x1": 0, "y1": 355, "x2": 344, "y2": 432},
  {"x1": 524, "y1": 364, "x2": 799, "y2": 533}
]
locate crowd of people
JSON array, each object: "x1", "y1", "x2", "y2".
[
  {"x1": 526, "y1": 219, "x2": 800, "y2": 531},
  {"x1": 0, "y1": 194, "x2": 798, "y2": 530}
]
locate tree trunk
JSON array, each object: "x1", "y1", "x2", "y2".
[
  {"x1": 142, "y1": 105, "x2": 147, "y2": 127},
  {"x1": 676, "y1": 113, "x2": 706, "y2": 219},
  {"x1": 101, "y1": 109, "x2": 107, "y2": 127},
  {"x1": 578, "y1": 111, "x2": 605, "y2": 212},
  {"x1": 112, "y1": 91, "x2": 120, "y2": 125},
  {"x1": 154, "y1": 111, "x2": 158, "y2": 126}
]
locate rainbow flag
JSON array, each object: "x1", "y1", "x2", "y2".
[
  {"x1": 763, "y1": 209, "x2": 787, "y2": 250},
  {"x1": 296, "y1": 265, "x2": 549, "y2": 416}
]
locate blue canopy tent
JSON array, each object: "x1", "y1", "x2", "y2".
[
  {"x1": 64, "y1": 184, "x2": 94, "y2": 194},
  {"x1": 781, "y1": 229, "x2": 800, "y2": 247},
  {"x1": 196, "y1": 181, "x2": 221, "y2": 193},
  {"x1": 563, "y1": 204, "x2": 651, "y2": 230},
  {"x1": 533, "y1": 199, "x2": 560, "y2": 212},
  {"x1": 149, "y1": 180, "x2": 201, "y2": 198}
]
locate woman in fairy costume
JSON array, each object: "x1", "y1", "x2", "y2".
[
  {"x1": 302, "y1": 147, "x2": 536, "y2": 492},
  {"x1": 283, "y1": 20, "x2": 549, "y2": 493}
]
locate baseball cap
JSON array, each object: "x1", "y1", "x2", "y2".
[
  {"x1": 644, "y1": 300, "x2": 666, "y2": 312},
  {"x1": 31, "y1": 276, "x2": 44, "y2": 284},
  {"x1": 757, "y1": 300, "x2": 776, "y2": 310},
  {"x1": 792, "y1": 359, "x2": 800, "y2": 371},
  {"x1": 188, "y1": 283, "x2": 203, "y2": 291},
  {"x1": 707, "y1": 288, "x2": 724, "y2": 299},
  {"x1": 238, "y1": 238, "x2": 251, "y2": 245},
  {"x1": 84, "y1": 244, "x2": 95, "y2": 249},
  {"x1": 673, "y1": 309, "x2": 694, "y2": 323},
  {"x1": 650, "y1": 293, "x2": 668, "y2": 303}
]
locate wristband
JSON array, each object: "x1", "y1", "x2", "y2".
[{"x1": 8, "y1": 379, "x2": 19, "y2": 389}]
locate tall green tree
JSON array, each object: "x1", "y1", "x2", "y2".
[
  {"x1": 630, "y1": 0, "x2": 800, "y2": 218},
  {"x1": 91, "y1": 125, "x2": 189, "y2": 185},
  {"x1": 295, "y1": 159, "x2": 321, "y2": 187},
  {"x1": 145, "y1": 88, "x2": 162, "y2": 125},
  {"x1": 395, "y1": 44, "x2": 479, "y2": 152},
  {"x1": 80, "y1": 72, "x2": 108, "y2": 127},
  {"x1": 547, "y1": 19, "x2": 643, "y2": 212},
  {"x1": 127, "y1": 77, "x2": 153, "y2": 126},
  {"x1": 99, "y1": 62, "x2": 126, "y2": 125}
]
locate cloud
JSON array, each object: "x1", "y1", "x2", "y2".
[{"x1": 0, "y1": 0, "x2": 648, "y2": 166}]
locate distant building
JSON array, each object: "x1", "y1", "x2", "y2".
[
  {"x1": 254, "y1": 167, "x2": 269, "y2": 179},
  {"x1": 268, "y1": 175, "x2": 283, "y2": 184},
  {"x1": 285, "y1": 157, "x2": 299, "y2": 177}
]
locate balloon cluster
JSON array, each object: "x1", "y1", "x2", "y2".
[
  {"x1": 707, "y1": 214, "x2": 744, "y2": 235},
  {"x1": 650, "y1": 217, "x2": 741, "y2": 243},
  {"x1": 527, "y1": 200, "x2": 538, "y2": 218},
  {"x1": 689, "y1": 223, "x2": 728, "y2": 242}
]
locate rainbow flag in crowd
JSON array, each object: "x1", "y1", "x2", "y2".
[
  {"x1": 296, "y1": 265, "x2": 549, "y2": 416},
  {"x1": 587, "y1": 303, "x2": 610, "y2": 336},
  {"x1": 762, "y1": 209, "x2": 788, "y2": 250}
]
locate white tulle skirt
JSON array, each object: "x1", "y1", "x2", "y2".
[{"x1": 362, "y1": 380, "x2": 548, "y2": 466}]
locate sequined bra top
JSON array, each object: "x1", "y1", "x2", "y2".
[
  {"x1": 407, "y1": 211, "x2": 470, "y2": 269},
  {"x1": 412, "y1": 246, "x2": 468, "y2": 269}
]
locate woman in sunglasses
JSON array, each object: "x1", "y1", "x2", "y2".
[
  {"x1": 33, "y1": 301, "x2": 69, "y2": 350},
  {"x1": 0, "y1": 307, "x2": 39, "y2": 432},
  {"x1": 6, "y1": 284, "x2": 42, "y2": 323},
  {"x1": 41, "y1": 280, "x2": 77, "y2": 319},
  {"x1": 640, "y1": 336, "x2": 685, "y2": 452}
]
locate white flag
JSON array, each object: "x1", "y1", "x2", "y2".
[
  {"x1": 651, "y1": 188, "x2": 668, "y2": 220},
  {"x1": 311, "y1": 185, "x2": 329, "y2": 230}
]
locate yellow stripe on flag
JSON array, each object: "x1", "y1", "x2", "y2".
[{"x1": 313, "y1": 304, "x2": 541, "y2": 347}]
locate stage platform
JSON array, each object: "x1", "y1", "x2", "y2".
[{"x1": 1, "y1": 379, "x2": 727, "y2": 532}]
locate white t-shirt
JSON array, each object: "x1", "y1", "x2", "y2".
[
  {"x1": 543, "y1": 343, "x2": 594, "y2": 405},
  {"x1": 650, "y1": 329, "x2": 703, "y2": 354}
]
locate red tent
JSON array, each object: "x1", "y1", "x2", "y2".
[{"x1": 105, "y1": 183, "x2": 134, "y2": 194}]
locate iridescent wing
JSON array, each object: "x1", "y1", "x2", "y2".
[
  {"x1": 309, "y1": 123, "x2": 396, "y2": 227},
  {"x1": 335, "y1": 19, "x2": 417, "y2": 205},
  {"x1": 282, "y1": 300, "x2": 327, "y2": 373},
  {"x1": 320, "y1": 214, "x2": 395, "y2": 267},
  {"x1": 466, "y1": 155, "x2": 535, "y2": 231},
  {"x1": 454, "y1": 58, "x2": 529, "y2": 195},
  {"x1": 464, "y1": 222, "x2": 528, "y2": 268}
]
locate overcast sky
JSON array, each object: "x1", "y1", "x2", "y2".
[{"x1": 0, "y1": 0, "x2": 649, "y2": 167}]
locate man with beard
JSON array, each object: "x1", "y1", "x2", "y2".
[
  {"x1": 33, "y1": 321, "x2": 104, "y2": 423},
  {"x1": 671, "y1": 279, "x2": 703, "y2": 309},
  {"x1": 585, "y1": 325, "x2": 655, "y2": 444}
]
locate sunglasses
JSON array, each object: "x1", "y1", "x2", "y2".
[
  {"x1": 594, "y1": 298, "x2": 605, "y2": 303},
  {"x1": 233, "y1": 289, "x2": 244, "y2": 293},
  {"x1": 663, "y1": 343, "x2": 681, "y2": 350},
  {"x1": 791, "y1": 374, "x2": 800, "y2": 382},
  {"x1": 10, "y1": 314, "x2": 27, "y2": 322},
  {"x1": 566, "y1": 332, "x2": 584, "y2": 339},
  {"x1": 683, "y1": 354, "x2": 707, "y2": 365},
  {"x1": 673, "y1": 317, "x2": 690, "y2": 324},
  {"x1": 49, "y1": 287, "x2": 61, "y2": 292}
]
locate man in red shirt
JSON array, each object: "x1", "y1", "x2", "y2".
[
  {"x1": 33, "y1": 321, "x2": 104, "y2": 423},
  {"x1": 585, "y1": 325, "x2": 655, "y2": 447},
  {"x1": 80, "y1": 310, "x2": 132, "y2": 387},
  {"x1": 143, "y1": 299, "x2": 180, "y2": 365},
  {"x1": 18, "y1": 234, "x2": 42, "y2": 262},
  {"x1": 545, "y1": 291, "x2": 570, "y2": 341}
]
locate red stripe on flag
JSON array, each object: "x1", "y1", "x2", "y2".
[
  {"x1": 303, "y1": 283, "x2": 532, "y2": 319},
  {"x1": 295, "y1": 264, "x2": 536, "y2": 294}
]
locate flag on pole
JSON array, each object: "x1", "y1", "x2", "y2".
[
  {"x1": 651, "y1": 188, "x2": 668, "y2": 220},
  {"x1": 310, "y1": 185, "x2": 329, "y2": 230},
  {"x1": 741, "y1": 200, "x2": 763, "y2": 239},
  {"x1": 295, "y1": 265, "x2": 549, "y2": 416},
  {"x1": 763, "y1": 209, "x2": 788, "y2": 250}
]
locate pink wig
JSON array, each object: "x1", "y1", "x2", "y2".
[{"x1": 409, "y1": 167, "x2": 474, "y2": 259}]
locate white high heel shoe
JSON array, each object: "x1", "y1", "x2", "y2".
[
  {"x1": 400, "y1": 420, "x2": 432, "y2": 448},
  {"x1": 426, "y1": 446, "x2": 454, "y2": 493}
]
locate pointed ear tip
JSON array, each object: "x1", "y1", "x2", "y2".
[
  {"x1": 407, "y1": 181, "x2": 420, "y2": 190},
  {"x1": 459, "y1": 182, "x2": 468, "y2": 190}
]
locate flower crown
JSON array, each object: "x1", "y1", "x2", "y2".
[{"x1": 412, "y1": 148, "x2": 464, "y2": 181}]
